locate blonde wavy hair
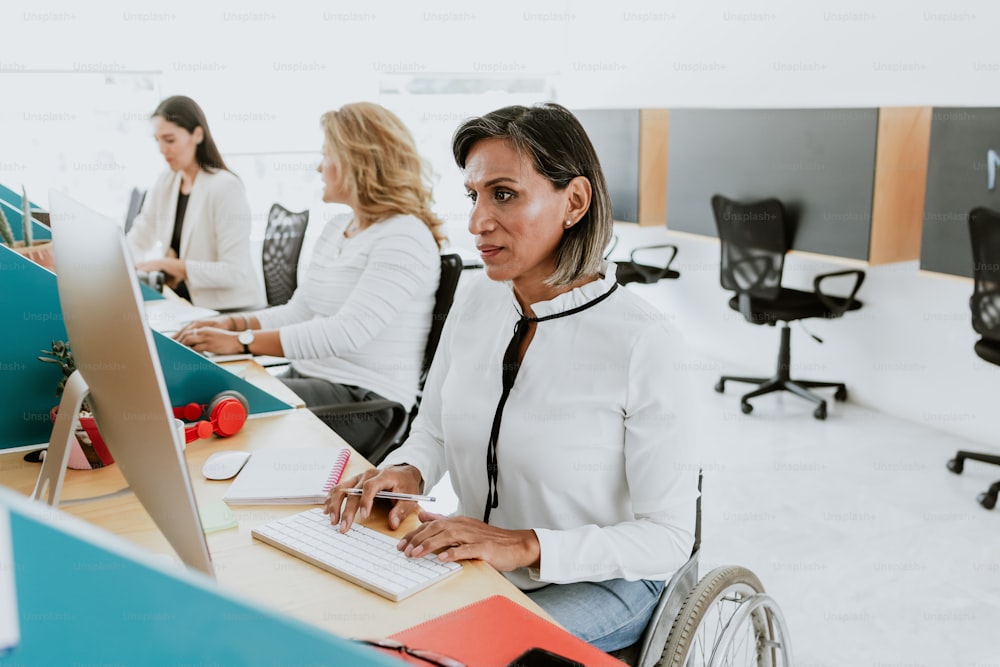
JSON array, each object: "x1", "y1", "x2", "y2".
[{"x1": 321, "y1": 102, "x2": 446, "y2": 248}]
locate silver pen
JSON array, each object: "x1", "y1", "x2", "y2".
[{"x1": 342, "y1": 488, "x2": 436, "y2": 503}]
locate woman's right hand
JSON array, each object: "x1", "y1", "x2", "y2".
[
  {"x1": 174, "y1": 316, "x2": 235, "y2": 339},
  {"x1": 324, "y1": 464, "x2": 424, "y2": 533}
]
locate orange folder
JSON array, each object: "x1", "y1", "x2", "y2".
[{"x1": 385, "y1": 594, "x2": 625, "y2": 667}]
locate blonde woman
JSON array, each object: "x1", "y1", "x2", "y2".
[{"x1": 177, "y1": 102, "x2": 445, "y2": 455}]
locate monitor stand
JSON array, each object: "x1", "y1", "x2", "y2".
[{"x1": 32, "y1": 370, "x2": 89, "y2": 506}]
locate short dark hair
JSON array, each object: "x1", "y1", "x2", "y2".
[
  {"x1": 153, "y1": 96, "x2": 229, "y2": 173},
  {"x1": 452, "y1": 103, "x2": 613, "y2": 287}
]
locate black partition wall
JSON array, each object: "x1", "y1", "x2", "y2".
[
  {"x1": 667, "y1": 109, "x2": 879, "y2": 261},
  {"x1": 573, "y1": 109, "x2": 640, "y2": 223},
  {"x1": 922, "y1": 108, "x2": 1000, "y2": 277}
]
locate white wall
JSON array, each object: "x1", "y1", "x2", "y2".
[{"x1": 611, "y1": 224, "x2": 995, "y2": 448}]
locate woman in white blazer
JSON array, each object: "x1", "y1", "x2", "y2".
[{"x1": 127, "y1": 96, "x2": 262, "y2": 311}]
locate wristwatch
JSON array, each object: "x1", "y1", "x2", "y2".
[{"x1": 237, "y1": 330, "x2": 255, "y2": 355}]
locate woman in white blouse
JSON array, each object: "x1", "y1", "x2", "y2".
[
  {"x1": 327, "y1": 104, "x2": 700, "y2": 652},
  {"x1": 176, "y1": 102, "x2": 445, "y2": 456},
  {"x1": 127, "y1": 95, "x2": 262, "y2": 311}
]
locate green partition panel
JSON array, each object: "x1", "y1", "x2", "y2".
[
  {"x1": 0, "y1": 489, "x2": 396, "y2": 665},
  {"x1": 0, "y1": 246, "x2": 291, "y2": 450}
]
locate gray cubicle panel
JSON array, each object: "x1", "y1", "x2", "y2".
[
  {"x1": 921, "y1": 108, "x2": 1000, "y2": 277},
  {"x1": 573, "y1": 109, "x2": 640, "y2": 223},
  {"x1": 667, "y1": 109, "x2": 878, "y2": 260}
]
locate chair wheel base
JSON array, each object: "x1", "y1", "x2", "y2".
[
  {"x1": 715, "y1": 381, "x2": 725, "y2": 394},
  {"x1": 813, "y1": 403, "x2": 827, "y2": 420},
  {"x1": 834, "y1": 386, "x2": 848, "y2": 401},
  {"x1": 740, "y1": 402, "x2": 753, "y2": 415},
  {"x1": 979, "y1": 491, "x2": 997, "y2": 510},
  {"x1": 946, "y1": 458, "x2": 964, "y2": 474}
]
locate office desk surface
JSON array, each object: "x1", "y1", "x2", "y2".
[{"x1": 0, "y1": 408, "x2": 550, "y2": 639}]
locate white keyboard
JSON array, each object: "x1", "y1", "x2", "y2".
[{"x1": 251, "y1": 508, "x2": 462, "y2": 601}]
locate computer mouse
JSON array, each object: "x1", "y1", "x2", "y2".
[{"x1": 202, "y1": 451, "x2": 252, "y2": 481}]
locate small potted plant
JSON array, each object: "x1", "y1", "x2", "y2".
[{"x1": 38, "y1": 340, "x2": 114, "y2": 469}]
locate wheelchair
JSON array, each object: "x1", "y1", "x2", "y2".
[{"x1": 610, "y1": 475, "x2": 793, "y2": 667}]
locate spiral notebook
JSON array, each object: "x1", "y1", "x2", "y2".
[{"x1": 222, "y1": 448, "x2": 351, "y2": 505}]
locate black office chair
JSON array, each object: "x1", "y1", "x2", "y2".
[
  {"x1": 947, "y1": 207, "x2": 1000, "y2": 509},
  {"x1": 711, "y1": 194, "x2": 865, "y2": 420},
  {"x1": 262, "y1": 203, "x2": 309, "y2": 307},
  {"x1": 605, "y1": 234, "x2": 681, "y2": 286},
  {"x1": 123, "y1": 187, "x2": 146, "y2": 235},
  {"x1": 309, "y1": 253, "x2": 464, "y2": 465}
]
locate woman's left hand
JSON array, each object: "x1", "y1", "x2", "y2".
[
  {"x1": 137, "y1": 257, "x2": 186, "y2": 281},
  {"x1": 175, "y1": 326, "x2": 242, "y2": 355},
  {"x1": 398, "y1": 511, "x2": 540, "y2": 572}
]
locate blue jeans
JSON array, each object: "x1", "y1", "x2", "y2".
[{"x1": 524, "y1": 578, "x2": 665, "y2": 652}]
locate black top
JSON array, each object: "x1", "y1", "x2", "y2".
[{"x1": 171, "y1": 191, "x2": 191, "y2": 302}]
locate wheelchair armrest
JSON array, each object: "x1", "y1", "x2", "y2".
[
  {"x1": 813, "y1": 269, "x2": 865, "y2": 318},
  {"x1": 628, "y1": 244, "x2": 679, "y2": 282}
]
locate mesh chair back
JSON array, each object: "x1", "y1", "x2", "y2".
[
  {"x1": 123, "y1": 187, "x2": 146, "y2": 235},
  {"x1": 711, "y1": 194, "x2": 787, "y2": 301},
  {"x1": 397, "y1": 253, "x2": 463, "y2": 446},
  {"x1": 423, "y1": 254, "x2": 463, "y2": 380},
  {"x1": 969, "y1": 207, "x2": 1000, "y2": 341},
  {"x1": 262, "y1": 203, "x2": 309, "y2": 306}
]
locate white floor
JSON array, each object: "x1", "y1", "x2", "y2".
[{"x1": 426, "y1": 350, "x2": 1000, "y2": 665}]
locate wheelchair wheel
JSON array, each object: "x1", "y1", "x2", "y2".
[{"x1": 660, "y1": 566, "x2": 792, "y2": 667}]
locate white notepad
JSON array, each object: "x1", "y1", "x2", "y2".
[{"x1": 223, "y1": 448, "x2": 351, "y2": 505}]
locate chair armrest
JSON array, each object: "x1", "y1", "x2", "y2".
[
  {"x1": 813, "y1": 269, "x2": 865, "y2": 318},
  {"x1": 627, "y1": 244, "x2": 679, "y2": 282},
  {"x1": 308, "y1": 399, "x2": 404, "y2": 418},
  {"x1": 603, "y1": 233, "x2": 620, "y2": 260},
  {"x1": 309, "y1": 399, "x2": 410, "y2": 464}
]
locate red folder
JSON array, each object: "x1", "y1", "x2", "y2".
[{"x1": 385, "y1": 594, "x2": 625, "y2": 667}]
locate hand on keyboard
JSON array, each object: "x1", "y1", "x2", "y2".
[
  {"x1": 396, "y1": 511, "x2": 542, "y2": 574},
  {"x1": 325, "y1": 464, "x2": 425, "y2": 531}
]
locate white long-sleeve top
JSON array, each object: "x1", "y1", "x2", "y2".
[
  {"x1": 127, "y1": 169, "x2": 263, "y2": 310},
  {"x1": 381, "y1": 264, "x2": 700, "y2": 590},
  {"x1": 254, "y1": 213, "x2": 439, "y2": 408}
]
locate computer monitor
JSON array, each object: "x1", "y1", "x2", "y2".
[{"x1": 32, "y1": 191, "x2": 214, "y2": 577}]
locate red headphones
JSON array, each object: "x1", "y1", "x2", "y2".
[{"x1": 173, "y1": 390, "x2": 249, "y2": 444}]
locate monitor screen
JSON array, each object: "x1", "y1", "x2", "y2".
[{"x1": 33, "y1": 191, "x2": 213, "y2": 576}]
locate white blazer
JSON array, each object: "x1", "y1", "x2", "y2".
[{"x1": 127, "y1": 168, "x2": 263, "y2": 311}]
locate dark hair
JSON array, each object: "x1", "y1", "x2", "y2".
[
  {"x1": 452, "y1": 103, "x2": 613, "y2": 287},
  {"x1": 152, "y1": 96, "x2": 229, "y2": 173}
]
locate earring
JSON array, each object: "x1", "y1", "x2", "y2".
[{"x1": 564, "y1": 219, "x2": 573, "y2": 228}]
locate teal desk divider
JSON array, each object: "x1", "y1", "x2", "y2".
[
  {"x1": 0, "y1": 199, "x2": 51, "y2": 242},
  {"x1": 153, "y1": 333, "x2": 292, "y2": 416},
  {"x1": 139, "y1": 281, "x2": 165, "y2": 301},
  {"x1": 0, "y1": 245, "x2": 291, "y2": 450},
  {"x1": 0, "y1": 488, "x2": 397, "y2": 665}
]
